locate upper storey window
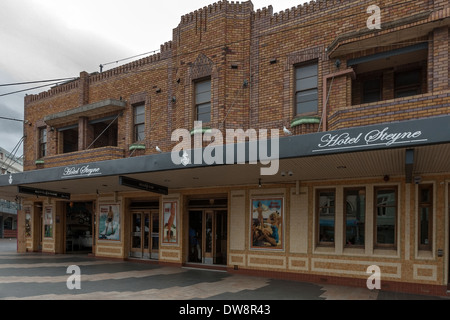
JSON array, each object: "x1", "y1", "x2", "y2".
[
  {"x1": 195, "y1": 79, "x2": 211, "y2": 123},
  {"x1": 295, "y1": 62, "x2": 318, "y2": 115},
  {"x1": 394, "y1": 69, "x2": 422, "y2": 98},
  {"x1": 38, "y1": 127, "x2": 47, "y2": 158},
  {"x1": 350, "y1": 43, "x2": 428, "y2": 105},
  {"x1": 133, "y1": 103, "x2": 146, "y2": 142}
]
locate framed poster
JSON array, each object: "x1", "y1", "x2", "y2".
[
  {"x1": 44, "y1": 206, "x2": 53, "y2": 238},
  {"x1": 24, "y1": 206, "x2": 32, "y2": 238},
  {"x1": 250, "y1": 198, "x2": 283, "y2": 250},
  {"x1": 163, "y1": 201, "x2": 177, "y2": 244},
  {"x1": 98, "y1": 204, "x2": 120, "y2": 241}
]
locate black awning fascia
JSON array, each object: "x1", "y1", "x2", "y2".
[{"x1": 1, "y1": 114, "x2": 450, "y2": 188}]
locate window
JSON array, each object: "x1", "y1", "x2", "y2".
[
  {"x1": 317, "y1": 189, "x2": 335, "y2": 246},
  {"x1": 39, "y1": 127, "x2": 47, "y2": 158},
  {"x1": 195, "y1": 79, "x2": 211, "y2": 123},
  {"x1": 418, "y1": 184, "x2": 433, "y2": 251},
  {"x1": 295, "y1": 63, "x2": 318, "y2": 115},
  {"x1": 89, "y1": 117, "x2": 118, "y2": 148},
  {"x1": 133, "y1": 104, "x2": 145, "y2": 142},
  {"x1": 344, "y1": 188, "x2": 366, "y2": 247},
  {"x1": 60, "y1": 126, "x2": 79, "y2": 154},
  {"x1": 374, "y1": 187, "x2": 397, "y2": 248},
  {"x1": 394, "y1": 69, "x2": 421, "y2": 98},
  {"x1": 362, "y1": 78, "x2": 382, "y2": 103}
]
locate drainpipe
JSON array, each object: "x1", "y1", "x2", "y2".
[{"x1": 320, "y1": 67, "x2": 356, "y2": 132}]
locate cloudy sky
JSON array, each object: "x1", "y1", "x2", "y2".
[{"x1": 0, "y1": 0, "x2": 304, "y2": 157}]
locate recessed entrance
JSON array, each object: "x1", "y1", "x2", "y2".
[
  {"x1": 187, "y1": 198, "x2": 227, "y2": 266},
  {"x1": 65, "y1": 202, "x2": 94, "y2": 254},
  {"x1": 130, "y1": 211, "x2": 159, "y2": 259}
]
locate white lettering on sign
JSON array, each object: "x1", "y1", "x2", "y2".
[
  {"x1": 314, "y1": 127, "x2": 426, "y2": 153},
  {"x1": 62, "y1": 165, "x2": 102, "y2": 178}
]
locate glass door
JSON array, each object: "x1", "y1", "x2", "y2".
[
  {"x1": 188, "y1": 210, "x2": 227, "y2": 265},
  {"x1": 188, "y1": 211, "x2": 203, "y2": 263},
  {"x1": 38, "y1": 205, "x2": 43, "y2": 251},
  {"x1": 203, "y1": 211, "x2": 214, "y2": 264},
  {"x1": 131, "y1": 211, "x2": 159, "y2": 259},
  {"x1": 131, "y1": 212, "x2": 143, "y2": 258},
  {"x1": 130, "y1": 212, "x2": 150, "y2": 258},
  {"x1": 150, "y1": 211, "x2": 159, "y2": 260},
  {"x1": 214, "y1": 210, "x2": 227, "y2": 265}
]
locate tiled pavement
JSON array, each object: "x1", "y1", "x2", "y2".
[{"x1": 0, "y1": 239, "x2": 447, "y2": 302}]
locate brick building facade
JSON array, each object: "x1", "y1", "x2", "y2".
[{"x1": 0, "y1": 0, "x2": 449, "y2": 296}]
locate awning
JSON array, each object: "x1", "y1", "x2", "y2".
[
  {"x1": 328, "y1": 9, "x2": 450, "y2": 58},
  {"x1": 44, "y1": 99, "x2": 126, "y2": 127},
  {"x1": 1, "y1": 115, "x2": 449, "y2": 201}
]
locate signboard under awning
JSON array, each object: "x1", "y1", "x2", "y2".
[
  {"x1": 119, "y1": 176, "x2": 168, "y2": 195},
  {"x1": 18, "y1": 186, "x2": 71, "y2": 200}
]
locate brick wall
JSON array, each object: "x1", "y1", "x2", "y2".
[{"x1": 23, "y1": 0, "x2": 450, "y2": 171}]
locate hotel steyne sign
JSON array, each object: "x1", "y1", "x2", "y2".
[
  {"x1": 61, "y1": 165, "x2": 102, "y2": 179},
  {"x1": 313, "y1": 127, "x2": 426, "y2": 153}
]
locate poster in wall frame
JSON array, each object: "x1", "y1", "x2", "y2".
[
  {"x1": 162, "y1": 201, "x2": 177, "y2": 245},
  {"x1": 98, "y1": 204, "x2": 120, "y2": 241},
  {"x1": 250, "y1": 197, "x2": 284, "y2": 251},
  {"x1": 43, "y1": 206, "x2": 53, "y2": 238},
  {"x1": 24, "y1": 206, "x2": 32, "y2": 238}
]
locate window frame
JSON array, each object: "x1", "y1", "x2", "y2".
[
  {"x1": 58, "y1": 124, "x2": 79, "y2": 154},
  {"x1": 133, "y1": 103, "x2": 146, "y2": 142},
  {"x1": 38, "y1": 127, "x2": 47, "y2": 159},
  {"x1": 294, "y1": 61, "x2": 318, "y2": 116},
  {"x1": 374, "y1": 186, "x2": 398, "y2": 249},
  {"x1": 194, "y1": 78, "x2": 212, "y2": 124},
  {"x1": 394, "y1": 68, "x2": 422, "y2": 99},
  {"x1": 362, "y1": 77, "x2": 382, "y2": 104},
  {"x1": 344, "y1": 187, "x2": 366, "y2": 248},
  {"x1": 316, "y1": 188, "x2": 336, "y2": 247},
  {"x1": 418, "y1": 184, "x2": 433, "y2": 251}
]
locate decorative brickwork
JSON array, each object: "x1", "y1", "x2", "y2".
[{"x1": 23, "y1": 0, "x2": 449, "y2": 170}]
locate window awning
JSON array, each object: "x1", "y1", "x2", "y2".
[
  {"x1": 328, "y1": 10, "x2": 449, "y2": 58},
  {"x1": 44, "y1": 99, "x2": 126, "y2": 127}
]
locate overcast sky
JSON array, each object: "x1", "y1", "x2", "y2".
[{"x1": 0, "y1": 0, "x2": 304, "y2": 157}]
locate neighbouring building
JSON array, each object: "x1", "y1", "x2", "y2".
[
  {"x1": 0, "y1": 0, "x2": 449, "y2": 296},
  {"x1": 0, "y1": 147, "x2": 23, "y2": 238}
]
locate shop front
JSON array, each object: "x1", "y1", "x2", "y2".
[
  {"x1": 1, "y1": 115, "x2": 450, "y2": 294},
  {"x1": 128, "y1": 200, "x2": 160, "y2": 260},
  {"x1": 186, "y1": 197, "x2": 228, "y2": 266}
]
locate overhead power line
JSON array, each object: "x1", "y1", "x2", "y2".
[
  {"x1": 0, "y1": 77, "x2": 77, "y2": 87},
  {"x1": 100, "y1": 50, "x2": 160, "y2": 68},
  {"x1": 0, "y1": 116, "x2": 25, "y2": 123},
  {"x1": 0, "y1": 80, "x2": 76, "y2": 97}
]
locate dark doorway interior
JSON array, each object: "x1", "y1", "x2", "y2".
[
  {"x1": 66, "y1": 202, "x2": 93, "y2": 253},
  {"x1": 188, "y1": 211, "x2": 203, "y2": 263}
]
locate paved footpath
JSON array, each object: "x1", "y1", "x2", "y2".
[{"x1": 0, "y1": 239, "x2": 446, "y2": 302}]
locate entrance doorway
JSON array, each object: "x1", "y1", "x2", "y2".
[
  {"x1": 188, "y1": 210, "x2": 227, "y2": 265},
  {"x1": 34, "y1": 203, "x2": 43, "y2": 251},
  {"x1": 130, "y1": 211, "x2": 159, "y2": 259},
  {"x1": 65, "y1": 202, "x2": 93, "y2": 253}
]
